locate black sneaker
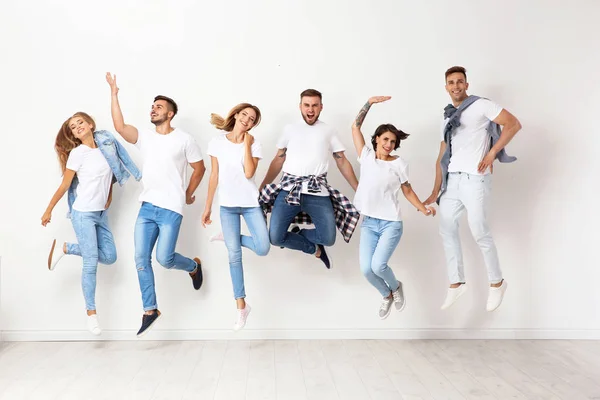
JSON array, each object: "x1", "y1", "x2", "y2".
[
  {"x1": 317, "y1": 244, "x2": 332, "y2": 269},
  {"x1": 137, "y1": 310, "x2": 161, "y2": 337},
  {"x1": 280, "y1": 225, "x2": 301, "y2": 249},
  {"x1": 190, "y1": 258, "x2": 203, "y2": 290}
]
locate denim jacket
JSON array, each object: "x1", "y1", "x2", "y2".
[
  {"x1": 67, "y1": 130, "x2": 142, "y2": 217},
  {"x1": 437, "y1": 95, "x2": 516, "y2": 204}
]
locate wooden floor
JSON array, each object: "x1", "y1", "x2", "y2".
[{"x1": 0, "y1": 340, "x2": 599, "y2": 399}]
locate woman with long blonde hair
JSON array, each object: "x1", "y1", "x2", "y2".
[
  {"x1": 202, "y1": 103, "x2": 270, "y2": 331},
  {"x1": 41, "y1": 112, "x2": 140, "y2": 335}
]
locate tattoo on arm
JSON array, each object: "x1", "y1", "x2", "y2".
[
  {"x1": 278, "y1": 148, "x2": 287, "y2": 158},
  {"x1": 401, "y1": 181, "x2": 412, "y2": 188},
  {"x1": 354, "y1": 102, "x2": 372, "y2": 128},
  {"x1": 333, "y1": 152, "x2": 343, "y2": 160}
]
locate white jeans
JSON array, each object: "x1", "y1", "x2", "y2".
[{"x1": 439, "y1": 172, "x2": 502, "y2": 284}]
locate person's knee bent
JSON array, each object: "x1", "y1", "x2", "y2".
[
  {"x1": 156, "y1": 251, "x2": 176, "y2": 269},
  {"x1": 99, "y1": 250, "x2": 117, "y2": 265},
  {"x1": 256, "y1": 242, "x2": 270, "y2": 257},
  {"x1": 360, "y1": 259, "x2": 373, "y2": 278},
  {"x1": 269, "y1": 229, "x2": 285, "y2": 247},
  {"x1": 371, "y1": 261, "x2": 387, "y2": 277}
]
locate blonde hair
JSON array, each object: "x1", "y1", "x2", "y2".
[
  {"x1": 55, "y1": 112, "x2": 96, "y2": 173},
  {"x1": 210, "y1": 103, "x2": 261, "y2": 132}
]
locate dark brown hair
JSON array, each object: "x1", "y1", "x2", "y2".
[
  {"x1": 300, "y1": 89, "x2": 322, "y2": 101},
  {"x1": 445, "y1": 66, "x2": 467, "y2": 81},
  {"x1": 371, "y1": 124, "x2": 409, "y2": 151},
  {"x1": 154, "y1": 95, "x2": 178, "y2": 116}
]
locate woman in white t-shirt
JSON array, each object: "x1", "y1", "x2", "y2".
[
  {"x1": 201, "y1": 103, "x2": 270, "y2": 331},
  {"x1": 41, "y1": 112, "x2": 131, "y2": 336},
  {"x1": 352, "y1": 97, "x2": 436, "y2": 319}
]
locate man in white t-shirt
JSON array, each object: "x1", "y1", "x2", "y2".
[
  {"x1": 424, "y1": 66, "x2": 522, "y2": 312},
  {"x1": 106, "y1": 73, "x2": 206, "y2": 337},
  {"x1": 259, "y1": 89, "x2": 359, "y2": 268}
]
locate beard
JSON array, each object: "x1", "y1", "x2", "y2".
[
  {"x1": 151, "y1": 115, "x2": 168, "y2": 126},
  {"x1": 301, "y1": 112, "x2": 320, "y2": 125}
]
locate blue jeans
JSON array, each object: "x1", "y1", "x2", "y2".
[
  {"x1": 359, "y1": 216, "x2": 402, "y2": 297},
  {"x1": 67, "y1": 210, "x2": 117, "y2": 311},
  {"x1": 269, "y1": 190, "x2": 336, "y2": 254},
  {"x1": 220, "y1": 206, "x2": 270, "y2": 299},
  {"x1": 134, "y1": 202, "x2": 197, "y2": 311}
]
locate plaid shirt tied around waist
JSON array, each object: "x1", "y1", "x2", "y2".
[{"x1": 258, "y1": 172, "x2": 360, "y2": 243}]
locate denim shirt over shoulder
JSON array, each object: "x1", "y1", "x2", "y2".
[
  {"x1": 437, "y1": 95, "x2": 516, "y2": 204},
  {"x1": 67, "y1": 130, "x2": 141, "y2": 218}
]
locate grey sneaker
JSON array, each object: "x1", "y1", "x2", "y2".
[
  {"x1": 378, "y1": 297, "x2": 393, "y2": 319},
  {"x1": 392, "y1": 281, "x2": 406, "y2": 311}
]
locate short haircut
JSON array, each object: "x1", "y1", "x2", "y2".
[
  {"x1": 445, "y1": 66, "x2": 467, "y2": 81},
  {"x1": 300, "y1": 89, "x2": 322, "y2": 101},
  {"x1": 154, "y1": 95, "x2": 178, "y2": 116}
]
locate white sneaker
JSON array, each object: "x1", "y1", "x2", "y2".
[
  {"x1": 87, "y1": 314, "x2": 102, "y2": 336},
  {"x1": 441, "y1": 284, "x2": 468, "y2": 310},
  {"x1": 392, "y1": 282, "x2": 406, "y2": 312},
  {"x1": 234, "y1": 304, "x2": 251, "y2": 331},
  {"x1": 48, "y1": 239, "x2": 65, "y2": 271},
  {"x1": 378, "y1": 297, "x2": 393, "y2": 319},
  {"x1": 209, "y1": 231, "x2": 224, "y2": 242},
  {"x1": 486, "y1": 280, "x2": 507, "y2": 312}
]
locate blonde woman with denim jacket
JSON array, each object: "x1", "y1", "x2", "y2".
[{"x1": 41, "y1": 112, "x2": 140, "y2": 335}]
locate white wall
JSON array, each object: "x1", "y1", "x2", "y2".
[{"x1": 1, "y1": 0, "x2": 598, "y2": 341}]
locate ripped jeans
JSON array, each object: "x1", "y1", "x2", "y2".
[{"x1": 134, "y1": 202, "x2": 197, "y2": 311}]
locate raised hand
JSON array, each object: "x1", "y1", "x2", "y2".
[
  {"x1": 368, "y1": 96, "x2": 392, "y2": 105},
  {"x1": 105, "y1": 72, "x2": 119, "y2": 96}
]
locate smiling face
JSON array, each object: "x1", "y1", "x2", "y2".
[
  {"x1": 234, "y1": 107, "x2": 258, "y2": 131},
  {"x1": 150, "y1": 99, "x2": 172, "y2": 125},
  {"x1": 445, "y1": 71, "x2": 469, "y2": 104},
  {"x1": 375, "y1": 131, "x2": 398, "y2": 155},
  {"x1": 68, "y1": 115, "x2": 95, "y2": 141},
  {"x1": 299, "y1": 95, "x2": 323, "y2": 125}
]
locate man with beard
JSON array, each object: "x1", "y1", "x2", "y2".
[
  {"x1": 259, "y1": 89, "x2": 360, "y2": 269},
  {"x1": 105, "y1": 73, "x2": 206, "y2": 337}
]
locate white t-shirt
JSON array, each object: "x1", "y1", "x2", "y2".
[
  {"x1": 207, "y1": 134, "x2": 262, "y2": 207},
  {"x1": 276, "y1": 120, "x2": 345, "y2": 196},
  {"x1": 66, "y1": 145, "x2": 113, "y2": 212},
  {"x1": 353, "y1": 147, "x2": 409, "y2": 222},
  {"x1": 442, "y1": 98, "x2": 503, "y2": 175},
  {"x1": 135, "y1": 127, "x2": 203, "y2": 215}
]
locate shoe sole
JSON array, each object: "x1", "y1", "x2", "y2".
[
  {"x1": 440, "y1": 286, "x2": 467, "y2": 310},
  {"x1": 136, "y1": 313, "x2": 162, "y2": 338},
  {"x1": 48, "y1": 239, "x2": 56, "y2": 270}
]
